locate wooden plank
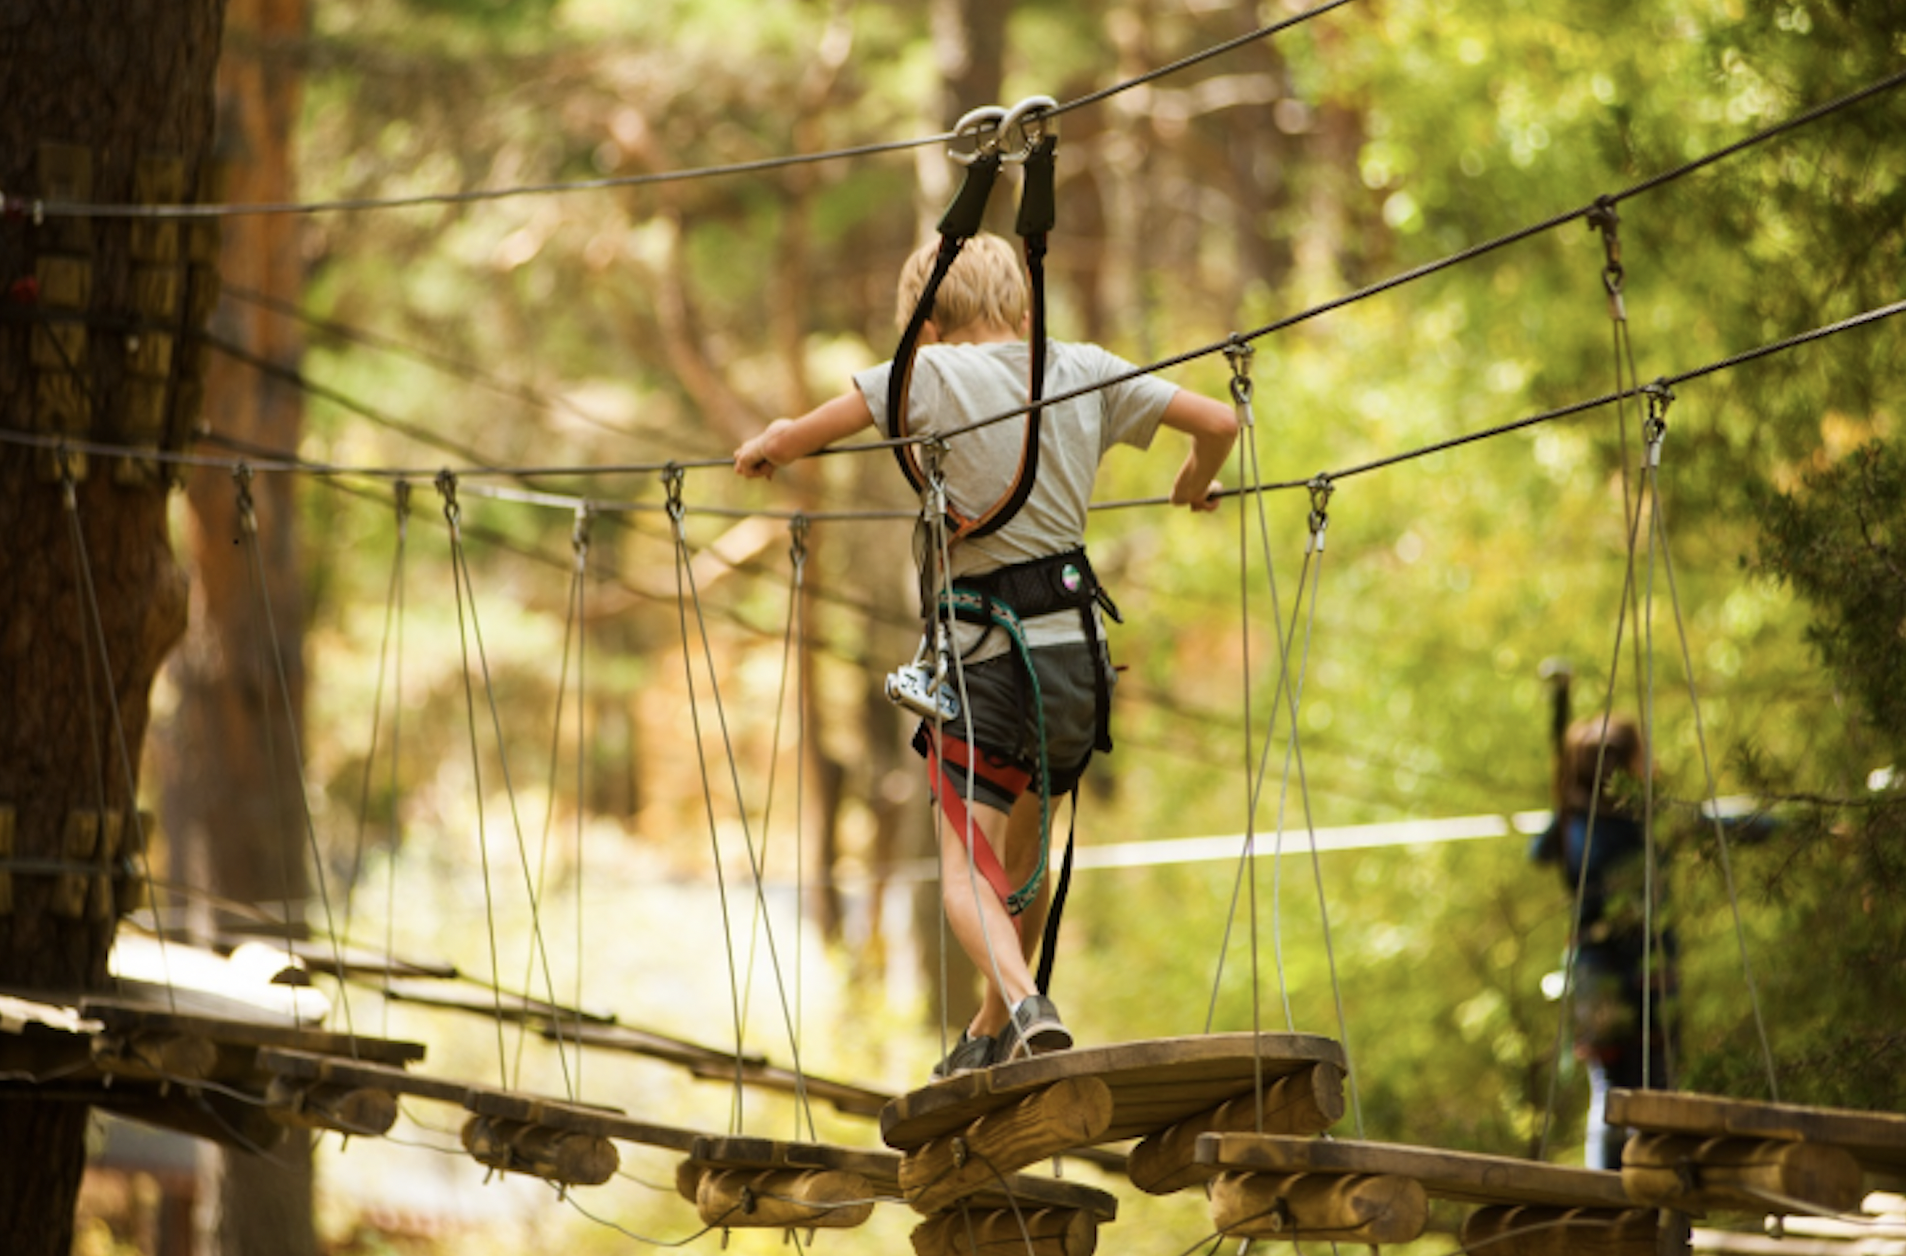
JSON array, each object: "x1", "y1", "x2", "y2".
[
  {"x1": 78, "y1": 996, "x2": 425, "y2": 1066},
  {"x1": 686, "y1": 1134, "x2": 1117, "y2": 1219},
  {"x1": 881, "y1": 1033, "x2": 1343, "y2": 1152},
  {"x1": 256, "y1": 1047, "x2": 471, "y2": 1107},
  {"x1": 1623, "y1": 1132, "x2": 1863, "y2": 1215},
  {"x1": 1462, "y1": 1204, "x2": 1662, "y2": 1256},
  {"x1": 1209, "y1": 1169, "x2": 1429, "y2": 1243},
  {"x1": 690, "y1": 1167, "x2": 874, "y2": 1230},
  {"x1": 1197, "y1": 1134, "x2": 1635, "y2": 1210},
  {"x1": 912, "y1": 1205, "x2": 1102, "y2": 1256},
  {"x1": 1129, "y1": 1060, "x2": 1345, "y2": 1194},
  {"x1": 1608, "y1": 1089, "x2": 1906, "y2": 1174}
]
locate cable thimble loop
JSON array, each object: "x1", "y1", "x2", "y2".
[
  {"x1": 1642, "y1": 379, "x2": 1674, "y2": 467},
  {"x1": 1000, "y1": 94, "x2": 1058, "y2": 162},
  {"x1": 1306, "y1": 476, "x2": 1334, "y2": 553},
  {"x1": 434, "y1": 467, "x2": 461, "y2": 533},
  {"x1": 56, "y1": 443, "x2": 79, "y2": 509},
  {"x1": 661, "y1": 462, "x2": 687, "y2": 528},
  {"x1": 788, "y1": 513, "x2": 810, "y2": 576},
  {"x1": 571, "y1": 501, "x2": 594, "y2": 572},
  {"x1": 1223, "y1": 334, "x2": 1256, "y2": 413},
  {"x1": 921, "y1": 438, "x2": 951, "y2": 520},
  {"x1": 947, "y1": 104, "x2": 1008, "y2": 166},
  {"x1": 1586, "y1": 196, "x2": 1626, "y2": 321},
  {"x1": 232, "y1": 462, "x2": 258, "y2": 537}
]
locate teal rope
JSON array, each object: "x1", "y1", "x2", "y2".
[{"x1": 940, "y1": 589, "x2": 1051, "y2": 915}]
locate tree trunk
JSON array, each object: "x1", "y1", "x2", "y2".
[
  {"x1": 158, "y1": 0, "x2": 319, "y2": 1252},
  {"x1": 0, "y1": 5, "x2": 223, "y2": 1252}
]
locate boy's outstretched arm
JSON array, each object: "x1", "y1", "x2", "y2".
[
  {"x1": 733, "y1": 391, "x2": 876, "y2": 480},
  {"x1": 1159, "y1": 390, "x2": 1240, "y2": 512}
]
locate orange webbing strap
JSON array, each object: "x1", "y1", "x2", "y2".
[{"x1": 921, "y1": 728, "x2": 1032, "y2": 911}]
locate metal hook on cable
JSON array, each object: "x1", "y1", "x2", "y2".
[
  {"x1": 788, "y1": 514, "x2": 809, "y2": 575},
  {"x1": 1586, "y1": 195, "x2": 1626, "y2": 320},
  {"x1": 233, "y1": 462, "x2": 258, "y2": 537},
  {"x1": 946, "y1": 105, "x2": 1008, "y2": 166},
  {"x1": 1306, "y1": 475, "x2": 1334, "y2": 553},
  {"x1": 571, "y1": 501, "x2": 594, "y2": 573},
  {"x1": 433, "y1": 467, "x2": 461, "y2": 533},
  {"x1": 1000, "y1": 94, "x2": 1058, "y2": 163},
  {"x1": 1223, "y1": 334, "x2": 1256, "y2": 412},
  {"x1": 662, "y1": 462, "x2": 686, "y2": 527},
  {"x1": 1641, "y1": 379, "x2": 1674, "y2": 467}
]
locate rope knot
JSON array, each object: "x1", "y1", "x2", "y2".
[
  {"x1": 662, "y1": 463, "x2": 686, "y2": 524},
  {"x1": 788, "y1": 514, "x2": 809, "y2": 572},
  {"x1": 434, "y1": 467, "x2": 461, "y2": 530}
]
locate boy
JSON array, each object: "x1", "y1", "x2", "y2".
[{"x1": 734, "y1": 233, "x2": 1238, "y2": 1075}]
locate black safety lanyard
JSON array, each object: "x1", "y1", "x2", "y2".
[{"x1": 887, "y1": 106, "x2": 1057, "y2": 544}]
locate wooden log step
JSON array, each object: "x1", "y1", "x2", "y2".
[
  {"x1": 911, "y1": 1204, "x2": 1101, "y2": 1256},
  {"x1": 1622, "y1": 1132, "x2": 1863, "y2": 1215},
  {"x1": 1128, "y1": 1060, "x2": 1345, "y2": 1195},
  {"x1": 1196, "y1": 1133, "x2": 1633, "y2": 1210},
  {"x1": 263, "y1": 1075, "x2": 398, "y2": 1137},
  {"x1": 1461, "y1": 1204, "x2": 1663, "y2": 1256},
  {"x1": 1209, "y1": 1169, "x2": 1428, "y2": 1243},
  {"x1": 684, "y1": 1133, "x2": 1117, "y2": 1221},
  {"x1": 685, "y1": 1166, "x2": 874, "y2": 1230},
  {"x1": 1608, "y1": 1089, "x2": 1906, "y2": 1176},
  {"x1": 461, "y1": 1112, "x2": 619, "y2": 1186},
  {"x1": 882, "y1": 1033, "x2": 1344, "y2": 1152},
  {"x1": 902, "y1": 1076, "x2": 1113, "y2": 1215}
]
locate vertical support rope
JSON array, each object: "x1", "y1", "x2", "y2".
[
  {"x1": 1642, "y1": 397, "x2": 1781, "y2": 1100},
  {"x1": 234, "y1": 463, "x2": 358, "y2": 1049},
  {"x1": 439, "y1": 478, "x2": 575, "y2": 1099},
  {"x1": 344, "y1": 478, "x2": 409, "y2": 1036},
  {"x1": 436, "y1": 470, "x2": 514, "y2": 1085},
  {"x1": 58, "y1": 456, "x2": 176, "y2": 1013},
  {"x1": 384, "y1": 481, "x2": 408, "y2": 1037}
]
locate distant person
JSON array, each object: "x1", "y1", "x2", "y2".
[
  {"x1": 734, "y1": 233, "x2": 1238, "y2": 1076},
  {"x1": 1533, "y1": 713, "x2": 1677, "y2": 1169}
]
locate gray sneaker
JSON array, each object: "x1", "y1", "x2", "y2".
[
  {"x1": 930, "y1": 1030, "x2": 995, "y2": 1079},
  {"x1": 997, "y1": 994, "x2": 1072, "y2": 1062}
]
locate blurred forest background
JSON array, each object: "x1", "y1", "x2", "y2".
[{"x1": 67, "y1": 0, "x2": 1906, "y2": 1251}]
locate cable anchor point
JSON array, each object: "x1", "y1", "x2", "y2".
[
  {"x1": 56, "y1": 444, "x2": 80, "y2": 510},
  {"x1": 1642, "y1": 379, "x2": 1673, "y2": 467},
  {"x1": 1223, "y1": 334, "x2": 1256, "y2": 414},
  {"x1": 662, "y1": 462, "x2": 686, "y2": 526},
  {"x1": 433, "y1": 467, "x2": 461, "y2": 533},
  {"x1": 571, "y1": 501, "x2": 594, "y2": 572},
  {"x1": 1306, "y1": 476, "x2": 1334, "y2": 553},
  {"x1": 393, "y1": 478, "x2": 412, "y2": 539},
  {"x1": 232, "y1": 463, "x2": 258, "y2": 538},
  {"x1": 1587, "y1": 196, "x2": 1626, "y2": 321},
  {"x1": 788, "y1": 513, "x2": 810, "y2": 575}
]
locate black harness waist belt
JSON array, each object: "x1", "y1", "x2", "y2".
[{"x1": 946, "y1": 547, "x2": 1119, "y2": 756}]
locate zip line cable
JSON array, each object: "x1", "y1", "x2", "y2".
[
  {"x1": 934, "y1": 64, "x2": 1906, "y2": 446},
  {"x1": 7, "y1": 0, "x2": 1359, "y2": 222}
]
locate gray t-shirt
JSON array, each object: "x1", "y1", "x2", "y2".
[{"x1": 855, "y1": 339, "x2": 1178, "y2": 656}]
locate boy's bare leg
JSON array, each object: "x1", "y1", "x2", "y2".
[{"x1": 939, "y1": 797, "x2": 1044, "y2": 1039}]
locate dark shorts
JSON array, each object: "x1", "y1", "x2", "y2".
[{"x1": 915, "y1": 640, "x2": 1113, "y2": 813}]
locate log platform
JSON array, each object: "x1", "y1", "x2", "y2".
[
  {"x1": 680, "y1": 1133, "x2": 1117, "y2": 1254},
  {"x1": 880, "y1": 1034, "x2": 1344, "y2": 1214},
  {"x1": 1195, "y1": 1133, "x2": 1642, "y2": 1247},
  {"x1": 1608, "y1": 1089, "x2": 1906, "y2": 1215}
]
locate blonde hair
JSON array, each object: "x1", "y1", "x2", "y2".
[{"x1": 894, "y1": 233, "x2": 1028, "y2": 335}]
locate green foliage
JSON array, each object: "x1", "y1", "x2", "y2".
[{"x1": 244, "y1": 0, "x2": 1906, "y2": 1245}]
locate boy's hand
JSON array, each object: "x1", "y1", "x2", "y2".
[
  {"x1": 1171, "y1": 456, "x2": 1224, "y2": 512},
  {"x1": 734, "y1": 420, "x2": 791, "y2": 480}
]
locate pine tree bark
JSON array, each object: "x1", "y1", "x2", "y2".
[{"x1": 0, "y1": 4, "x2": 223, "y2": 1252}]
